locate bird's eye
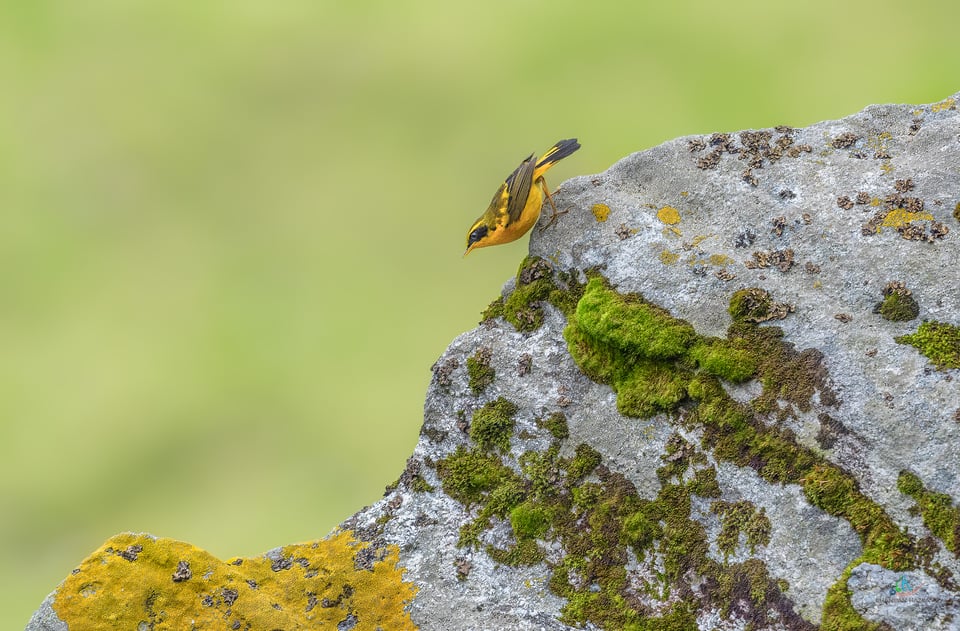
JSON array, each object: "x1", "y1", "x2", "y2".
[{"x1": 468, "y1": 226, "x2": 488, "y2": 246}]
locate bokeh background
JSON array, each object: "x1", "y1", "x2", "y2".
[{"x1": 3, "y1": 1, "x2": 958, "y2": 626}]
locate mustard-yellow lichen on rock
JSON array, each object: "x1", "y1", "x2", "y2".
[
  {"x1": 52, "y1": 531, "x2": 418, "y2": 630},
  {"x1": 591, "y1": 203, "x2": 611, "y2": 222},
  {"x1": 660, "y1": 250, "x2": 679, "y2": 265},
  {"x1": 931, "y1": 97, "x2": 957, "y2": 113},
  {"x1": 657, "y1": 206, "x2": 681, "y2": 225},
  {"x1": 881, "y1": 208, "x2": 934, "y2": 229}
]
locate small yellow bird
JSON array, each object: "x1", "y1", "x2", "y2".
[{"x1": 464, "y1": 138, "x2": 580, "y2": 256}]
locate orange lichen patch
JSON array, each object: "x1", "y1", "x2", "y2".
[
  {"x1": 52, "y1": 531, "x2": 418, "y2": 631},
  {"x1": 657, "y1": 206, "x2": 681, "y2": 225},
  {"x1": 931, "y1": 97, "x2": 957, "y2": 113},
  {"x1": 592, "y1": 203, "x2": 611, "y2": 222},
  {"x1": 881, "y1": 208, "x2": 934, "y2": 229},
  {"x1": 660, "y1": 250, "x2": 679, "y2": 265}
]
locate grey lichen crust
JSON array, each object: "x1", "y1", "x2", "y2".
[{"x1": 346, "y1": 93, "x2": 960, "y2": 631}]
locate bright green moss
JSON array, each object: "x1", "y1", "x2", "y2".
[
  {"x1": 616, "y1": 361, "x2": 691, "y2": 417},
  {"x1": 898, "y1": 470, "x2": 960, "y2": 555},
  {"x1": 510, "y1": 501, "x2": 551, "y2": 540},
  {"x1": 896, "y1": 320, "x2": 960, "y2": 369},
  {"x1": 469, "y1": 397, "x2": 517, "y2": 453},
  {"x1": 466, "y1": 347, "x2": 495, "y2": 395},
  {"x1": 575, "y1": 277, "x2": 697, "y2": 359},
  {"x1": 563, "y1": 319, "x2": 619, "y2": 383},
  {"x1": 688, "y1": 339, "x2": 757, "y2": 382}
]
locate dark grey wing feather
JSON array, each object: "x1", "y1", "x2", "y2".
[{"x1": 504, "y1": 154, "x2": 535, "y2": 223}]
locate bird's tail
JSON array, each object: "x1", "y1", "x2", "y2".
[{"x1": 534, "y1": 138, "x2": 580, "y2": 180}]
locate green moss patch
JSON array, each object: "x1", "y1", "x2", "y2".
[
  {"x1": 559, "y1": 277, "x2": 918, "y2": 628},
  {"x1": 537, "y1": 411, "x2": 570, "y2": 440},
  {"x1": 467, "y1": 347, "x2": 495, "y2": 395},
  {"x1": 876, "y1": 281, "x2": 919, "y2": 322},
  {"x1": 896, "y1": 320, "x2": 960, "y2": 369},
  {"x1": 481, "y1": 256, "x2": 586, "y2": 332},
  {"x1": 898, "y1": 471, "x2": 960, "y2": 556},
  {"x1": 711, "y1": 500, "x2": 771, "y2": 559},
  {"x1": 464, "y1": 269, "x2": 932, "y2": 629},
  {"x1": 436, "y1": 406, "x2": 808, "y2": 629},
  {"x1": 469, "y1": 397, "x2": 518, "y2": 453}
]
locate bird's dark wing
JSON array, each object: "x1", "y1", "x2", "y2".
[{"x1": 504, "y1": 154, "x2": 535, "y2": 224}]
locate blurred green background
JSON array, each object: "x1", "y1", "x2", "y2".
[{"x1": 2, "y1": 1, "x2": 958, "y2": 626}]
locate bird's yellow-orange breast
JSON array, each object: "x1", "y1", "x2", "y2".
[{"x1": 492, "y1": 184, "x2": 544, "y2": 245}]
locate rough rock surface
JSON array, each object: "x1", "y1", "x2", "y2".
[{"x1": 26, "y1": 93, "x2": 960, "y2": 630}]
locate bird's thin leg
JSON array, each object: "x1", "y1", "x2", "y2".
[{"x1": 537, "y1": 177, "x2": 569, "y2": 232}]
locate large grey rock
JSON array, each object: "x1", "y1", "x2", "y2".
[{"x1": 26, "y1": 93, "x2": 960, "y2": 630}]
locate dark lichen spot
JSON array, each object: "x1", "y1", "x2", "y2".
[
  {"x1": 517, "y1": 353, "x2": 532, "y2": 377},
  {"x1": 431, "y1": 357, "x2": 458, "y2": 388},
  {"x1": 896, "y1": 320, "x2": 960, "y2": 369},
  {"x1": 728, "y1": 288, "x2": 794, "y2": 324},
  {"x1": 734, "y1": 229, "x2": 756, "y2": 248},
  {"x1": 815, "y1": 413, "x2": 849, "y2": 450},
  {"x1": 832, "y1": 132, "x2": 860, "y2": 149},
  {"x1": 744, "y1": 248, "x2": 795, "y2": 272}
]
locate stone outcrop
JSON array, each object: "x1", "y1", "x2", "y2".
[{"x1": 28, "y1": 93, "x2": 960, "y2": 630}]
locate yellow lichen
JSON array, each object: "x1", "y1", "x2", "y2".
[
  {"x1": 881, "y1": 208, "x2": 934, "y2": 229},
  {"x1": 657, "y1": 206, "x2": 681, "y2": 225},
  {"x1": 592, "y1": 203, "x2": 611, "y2": 222},
  {"x1": 52, "y1": 531, "x2": 418, "y2": 630},
  {"x1": 660, "y1": 250, "x2": 680, "y2": 265},
  {"x1": 708, "y1": 254, "x2": 733, "y2": 266},
  {"x1": 931, "y1": 97, "x2": 957, "y2": 113}
]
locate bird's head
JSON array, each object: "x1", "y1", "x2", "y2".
[{"x1": 463, "y1": 221, "x2": 490, "y2": 256}]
